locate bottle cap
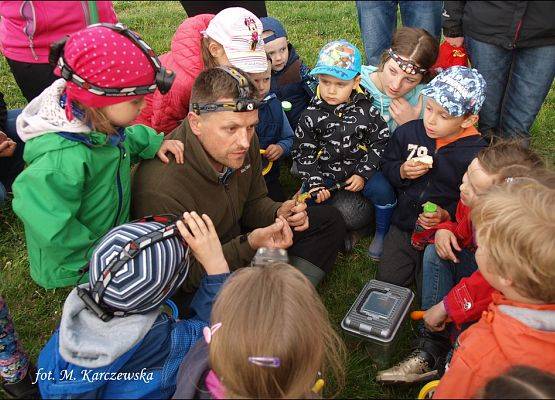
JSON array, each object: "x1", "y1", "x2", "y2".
[
  {"x1": 281, "y1": 101, "x2": 292, "y2": 111},
  {"x1": 422, "y1": 201, "x2": 437, "y2": 213}
]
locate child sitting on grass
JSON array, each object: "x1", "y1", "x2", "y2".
[
  {"x1": 292, "y1": 39, "x2": 392, "y2": 252},
  {"x1": 433, "y1": 178, "x2": 555, "y2": 398},
  {"x1": 378, "y1": 66, "x2": 487, "y2": 288},
  {"x1": 249, "y1": 59, "x2": 294, "y2": 201},
  {"x1": 12, "y1": 24, "x2": 183, "y2": 289},
  {"x1": 376, "y1": 141, "x2": 548, "y2": 384},
  {"x1": 37, "y1": 212, "x2": 230, "y2": 398},
  {"x1": 261, "y1": 16, "x2": 317, "y2": 131}
]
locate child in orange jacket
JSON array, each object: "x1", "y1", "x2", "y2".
[{"x1": 433, "y1": 177, "x2": 555, "y2": 398}]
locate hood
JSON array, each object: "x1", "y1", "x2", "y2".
[
  {"x1": 59, "y1": 285, "x2": 159, "y2": 369},
  {"x1": 16, "y1": 79, "x2": 91, "y2": 142},
  {"x1": 311, "y1": 85, "x2": 369, "y2": 112}
]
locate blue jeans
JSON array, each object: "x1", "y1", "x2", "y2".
[
  {"x1": 356, "y1": 1, "x2": 442, "y2": 65},
  {"x1": 465, "y1": 36, "x2": 555, "y2": 140},
  {"x1": 421, "y1": 244, "x2": 478, "y2": 310},
  {"x1": 6, "y1": 109, "x2": 22, "y2": 142}
]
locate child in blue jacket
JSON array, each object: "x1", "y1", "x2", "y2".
[{"x1": 37, "y1": 212, "x2": 230, "y2": 399}]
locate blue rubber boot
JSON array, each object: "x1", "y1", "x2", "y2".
[{"x1": 368, "y1": 202, "x2": 396, "y2": 261}]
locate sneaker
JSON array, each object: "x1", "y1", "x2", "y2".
[
  {"x1": 376, "y1": 350, "x2": 440, "y2": 384},
  {"x1": 1, "y1": 365, "x2": 39, "y2": 399}
]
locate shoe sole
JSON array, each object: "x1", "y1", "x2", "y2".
[{"x1": 376, "y1": 370, "x2": 439, "y2": 384}]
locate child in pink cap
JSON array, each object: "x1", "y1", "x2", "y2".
[{"x1": 12, "y1": 23, "x2": 184, "y2": 289}]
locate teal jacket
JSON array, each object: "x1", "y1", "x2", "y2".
[{"x1": 12, "y1": 126, "x2": 163, "y2": 288}]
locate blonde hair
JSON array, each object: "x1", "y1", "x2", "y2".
[
  {"x1": 201, "y1": 36, "x2": 223, "y2": 69},
  {"x1": 75, "y1": 101, "x2": 118, "y2": 135},
  {"x1": 471, "y1": 177, "x2": 555, "y2": 303},
  {"x1": 209, "y1": 264, "x2": 346, "y2": 398}
]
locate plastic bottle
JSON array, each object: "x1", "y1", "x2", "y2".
[{"x1": 411, "y1": 201, "x2": 438, "y2": 250}]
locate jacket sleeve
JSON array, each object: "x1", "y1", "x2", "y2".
[
  {"x1": 380, "y1": 128, "x2": 410, "y2": 188},
  {"x1": 443, "y1": 271, "x2": 495, "y2": 326},
  {"x1": 188, "y1": 273, "x2": 230, "y2": 323},
  {"x1": 124, "y1": 124, "x2": 164, "y2": 162},
  {"x1": 355, "y1": 106, "x2": 390, "y2": 181},
  {"x1": 442, "y1": 1, "x2": 466, "y2": 38},
  {"x1": 276, "y1": 110, "x2": 294, "y2": 157},
  {"x1": 292, "y1": 110, "x2": 325, "y2": 189}
]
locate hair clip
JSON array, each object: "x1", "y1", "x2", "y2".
[
  {"x1": 203, "y1": 322, "x2": 222, "y2": 344},
  {"x1": 387, "y1": 48, "x2": 428, "y2": 75},
  {"x1": 505, "y1": 177, "x2": 515, "y2": 183},
  {"x1": 248, "y1": 356, "x2": 281, "y2": 368}
]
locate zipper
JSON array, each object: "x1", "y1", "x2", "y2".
[
  {"x1": 113, "y1": 144, "x2": 125, "y2": 226},
  {"x1": 223, "y1": 183, "x2": 238, "y2": 225},
  {"x1": 20, "y1": 1, "x2": 38, "y2": 61}
]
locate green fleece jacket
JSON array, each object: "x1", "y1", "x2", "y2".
[
  {"x1": 12, "y1": 126, "x2": 163, "y2": 289},
  {"x1": 131, "y1": 119, "x2": 281, "y2": 288}
]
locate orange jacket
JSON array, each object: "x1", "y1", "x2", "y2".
[{"x1": 434, "y1": 293, "x2": 555, "y2": 399}]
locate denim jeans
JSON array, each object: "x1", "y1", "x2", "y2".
[
  {"x1": 421, "y1": 244, "x2": 478, "y2": 310},
  {"x1": 356, "y1": 1, "x2": 442, "y2": 65},
  {"x1": 6, "y1": 109, "x2": 23, "y2": 142},
  {"x1": 465, "y1": 36, "x2": 555, "y2": 141}
]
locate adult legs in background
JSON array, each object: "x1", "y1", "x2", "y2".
[
  {"x1": 398, "y1": 1, "x2": 442, "y2": 39},
  {"x1": 179, "y1": 1, "x2": 267, "y2": 17},
  {"x1": 6, "y1": 59, "x2": 57, "y2": 102},
  {"x1": 356, "y1": 1, "x2": 397, "y2": 65},
  {"x1": 499, "y1": 45, "x2": 555, "y2": 142}
]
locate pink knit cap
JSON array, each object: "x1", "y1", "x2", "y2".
[{"x1": 54, "y1": 25, "x2": 156, "y2": 119}]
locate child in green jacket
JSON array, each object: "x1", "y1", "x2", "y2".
[{"x1": 12, "y1": 23, "x2": 183, "y2": 289}]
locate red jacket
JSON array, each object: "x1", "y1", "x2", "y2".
[
  {"x1": 135, "y1": 14, "x2": 213, "y2": 134},
  {"x1": 434, "y1": 293, "x2": 555, "y2": 399},
  {"x1": 434, "y1": 200, "x2": 474, "y2": 250}
]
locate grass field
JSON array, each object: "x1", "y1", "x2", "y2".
[{"x1": 0, "y1": 1, "x2": 553, "y2": 398}]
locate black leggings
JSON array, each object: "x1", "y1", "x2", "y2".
[
  {"x1": 179, "y1": 1, "x2": 267, "y2": 17},
  {"x1": 6, "y1": 58, "x2": 58, "y2": 102}
]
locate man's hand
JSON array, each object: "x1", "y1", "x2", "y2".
[
  {"x1": 0, "y1": 139, "x2": 17, "y2": 158},
  {"x1": 400, "y1": 158, "x2": 430, "y2": 179},
  {"x1": 423, "y1": 301, "x2": 449, "y2": 332},
  {"x1": 157, "y1": 139, "x2": 185, "y2": 164},
  {"x1": 308, "y1": 186, "x2": 331, "y2": 204},
  {"x1": 345, "y1": 174, "x2": 364, "y2": 192},
  {"x1": 263, "y1": 144, "x2": 284, "y2": 162},
  {"x1": 434, "y1": 229, "x2": 461, "y2": 262},
  {"x1": 248, "y1": 216, "x2": 294, "y2": 249},
  {"x1": 276, "y1": 199, "x2": 309, "y2": 231},
  {"x1": 445, "y1": 36, "x2": 464, "y2": 48},
  {"x1": 177, "y1": 211, "x2": 229, "y2": 275},
  {"x1": 417, "y1": 205, "x2": 450, "y2": 230},
  {"x1": 389, "y1": 97, "x2": 420, "y2": 126}
]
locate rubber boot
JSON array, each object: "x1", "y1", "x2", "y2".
[
  {"x1": 367, "y1": 202, "x2": 396, "y2": 261},
  {"x1": 1, "y1": 365, "x2": 39, "y2": 399},
  {"x1": 289, "y1": 256, "x2": 326, "y2": 287}
]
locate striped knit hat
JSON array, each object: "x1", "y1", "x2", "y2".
[{"x1": 88, "y1": 220, "x2": 189, "y2": 316}]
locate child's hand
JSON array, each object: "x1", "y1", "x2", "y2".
[
  {"x1": 248, "y1": 216, "x2": 294, "y2": 250},
  {"x1": 263, "y1": 144, "x2": 284, "y2": 162},
  {"x1": 177, "y1": 211, "x2": 229, "y2": 275},
  {"x1": 276, "y1": 200, "x2": 309, "y2": 231},
  {"x1": 345, "y1": 174, "x2": 364, "y2": 192},
  {"x1": 0, "y1": 138, "x2": 17, "y2": 158},
  {"x1": 157, "y1": 139, "x2": 185, "y2": 164},
  {"x1": 308, "y1": 186, "x2": 331, "y2": 203},
  {"x1": 389, "y1": 97, "x2": 420, "y2": 126},
  {"x1": 435, "y1": 229, "x2": 461, "y2": 263},
  {"x1": 400, "y1": 158, "x2": 430, "y2": 179},
  {"x1": 417, "y1": 205, "x2": 449, "y2": 230},
  {"x1": 423, "y1": 301, "x2": 449, "y2": 332}
]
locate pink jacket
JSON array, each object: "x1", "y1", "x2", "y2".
[
  {"x1": 0, "y1": 1, "x2": 117, "y2": 63},
  {"x1": 135, "y1": 14, "x2": 214, "y2": 134}
]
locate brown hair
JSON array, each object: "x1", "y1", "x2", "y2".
[
  {"x1": 190, "y1": 67, "x2": 257, "y2": 106},
  {"x1": 209, "y1": 264, "x2": 346, "y2": 398},
  {"x1": 476, "y1": 139, "x2": 546, "y2": 183},
  {"x1": 471, "y1": 176, "x2": 555, "y2": 303},
  {"x1": 75, "y1": 101, "x2": 118, "y2": 135},
  {"x1": 201, "y1": 36, "x2": 223, "y2": 69},
  {"x1": 476, "y1": 366, "x2": 555, "y2": 399},
  {"x1": 378, "y1": 27, "x2": 439, "y2": 83}
]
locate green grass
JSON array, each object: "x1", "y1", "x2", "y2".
[{"x1": 1, "y1": 1, "x2": 554, "y2": 398}]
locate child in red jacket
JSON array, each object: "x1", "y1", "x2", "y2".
[
  {"x1": 434, "y1": 177, "x2": 555, "y2": 398},
  {"x1": 377, "y1": 140, "x2": 546, "y2": 384}
]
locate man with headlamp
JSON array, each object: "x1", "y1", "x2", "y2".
[{"x1": 132, "y1": 67, "x2": 346, "y2": 289}]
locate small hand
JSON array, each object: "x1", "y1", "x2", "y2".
[
  {"x1": 400, "y1": 158, "x2": 430, "y2": 179},
  {"x1": 417, "y1": 206, "x2": 449, "y2": 230},
  {"x1": 444, "y1": 36, "x2": 464, "y2": 48},
  {"x1": 248, "y1": 216, "x2": 294, "y2": 249},
  {"x1": 423, "y1": 301, "x2": 449, "y2": 332},
  {"x1": 434, "y1": 229, "x2": 461, "y2": 262},
  {"x1": 176, "y1": 211, "x2": 229, "y2": 275},
  {"x1": 276, "y1": 200, "x2": 309, "y2": 231},
  {"x1": 389, "y1": 97, "x2": 420, "y2": 126},
  {"x1": 264, "y1": 144, "x2": 284, "y2": 162},
  {"x1": 308, "y1": 186, "x2": 331, "y2": 204},
  {"x1": 0, "y1": 139, "x2": 17, "y2": 158},
  {"x1": 157, "y1": 139, "x2": 185, "y2": 164},
  {"x1": 345, "y1": 175, "x2": 364, "y2": 192}
]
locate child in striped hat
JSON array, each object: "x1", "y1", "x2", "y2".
[{"x1": 36, "y1": 211, "x2": 230, "y2": 399}]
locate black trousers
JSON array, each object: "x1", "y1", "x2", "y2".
[
  {"x1": 179, "y1": 1, "x2": 267, "y2": 17},
  {"x1": 6, "y1": 58, "x2": 57, "y2": 102}
]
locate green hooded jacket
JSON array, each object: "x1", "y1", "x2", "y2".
[{"x1": 12, "y1": 125, "x2": 163, "y2": 289}]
